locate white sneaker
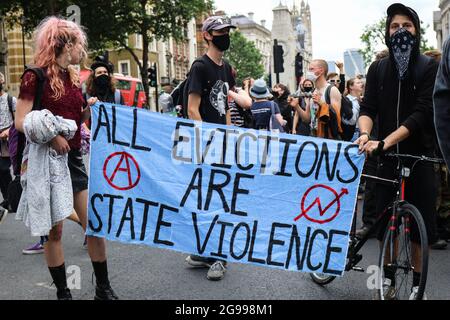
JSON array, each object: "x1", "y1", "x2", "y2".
[
  {"x1": 409, "y1": 286, "x2": 428, "y2": 300},
  {"x1": 0, "y1": 207, "x2": 8, "y2": 225},
  {"x1": 381, "y1": 279, "x2": 397, "y2": 300}
]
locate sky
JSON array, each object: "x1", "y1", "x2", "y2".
[{"x1": 213, "y1": 0, "x2": 439, "y2": 62}]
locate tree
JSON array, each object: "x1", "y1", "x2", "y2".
[
  {"x1": 224, "y1": 30, "x2": 265, "y2": 86},
  {"x1": 0, "y1": 0, "x2": 213, "y2": 108},
  {"x1": 360, "y1": 15, "x2": 436, "y2": 67}
]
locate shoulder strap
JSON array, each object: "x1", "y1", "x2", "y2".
[
  {"x1": 7, "y1": 94, "x2": 14, "y2": 117},
  {"x1": 22, "y1": 67, "x2": 46, "y2": 111},
  {"x1": 114, "y1": 89, "x2": 121, "y2": 104},
  {"x1": 324, "y1": 85, "x2": 332, "y2": 105}
]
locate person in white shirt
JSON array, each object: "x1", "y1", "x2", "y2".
[{"x1": 343, "y1": 78, "x2": 364, "y2": 142}]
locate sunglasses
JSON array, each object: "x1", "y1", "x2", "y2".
[{"x1": 328, "y1": 80, "x2": 341, "y2": 84}]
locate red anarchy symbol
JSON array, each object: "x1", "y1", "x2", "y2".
[
  {"x1": 103, "y1": 152, "x2": 141, "y2": 191},
  {"x1": 294, "y1": 184, "x2": 349, "y2": 225}
]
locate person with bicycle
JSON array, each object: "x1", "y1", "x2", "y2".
[{"x1": 355, "y1": 3, "x2": 439, "y2": 300}]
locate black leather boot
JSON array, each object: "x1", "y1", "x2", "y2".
[
  {"x1": 92, "y1": 261, "x2": 119, "y2": 300},
  {"x1": 48, "y1": 263, "x2": 72, "y2": 300}
]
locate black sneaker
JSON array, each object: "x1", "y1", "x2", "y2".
[
  {"x1": 431, "y1": 239, "x2": 448, "y2": 250},
  {"x1": 56, "y1": 288, "x2": 72, "y2": 300},
  {"x1": 94, "y1": 284, "x2": 119, "y2": 300}
]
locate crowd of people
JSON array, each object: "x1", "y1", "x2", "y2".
[{"x1": 0, "y1": 3, "x2": 449, "y2": 300}]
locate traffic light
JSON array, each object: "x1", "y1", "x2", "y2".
[
  {"x1": 273, "y1": 43, "x2": 284, "y2": 74},
  {"x1": 148, "y1": 64, "x2": 157, "y2": 88},
  {"x1": 295, "y1": 53, "x2": 304, "y2": 78}
]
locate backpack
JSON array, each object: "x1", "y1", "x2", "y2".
[
  {"x1": 323, "y1": 85, "x2": 343, "y2": 140},
  {"x1": 171, "y1": 58, "x2": 206, "y2": 119},
  {"x1": 7, "y1": 67, "x2": 46, "y2": 213},
  {"x1": 324, "y1": 88, "x2": 356, "y2": 141},
  {"x1": 172, "y1": 57, "x2": 234, "y2": 120},
  {"x1": 269, "y1": 101, "x2": 285, "y2": 133}
]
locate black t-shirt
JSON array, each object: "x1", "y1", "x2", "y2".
[{"x1": 187, "y1": 54, "x2": 235, "y2": 125}]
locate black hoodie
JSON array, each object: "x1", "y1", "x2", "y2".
[
  {"x1": 434, "y1": 36, "x2": 450, "y2": 167},
  {"x1": 359, "y1": 5, "x2": 439, "y2": 156}
]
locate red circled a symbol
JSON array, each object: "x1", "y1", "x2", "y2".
[
  {"x1": 294, "y1": 184, "x2": 349, "y2": 225},
  {"x1": 103, "y1": 152, "x2": 141, "y2": 191}
]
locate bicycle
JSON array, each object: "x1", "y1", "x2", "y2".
[{"x1": 310, "y1": 153, "x2": 445, "y2": 300}]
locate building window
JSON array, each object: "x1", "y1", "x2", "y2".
[
  {"x1": 149, "y1": 39, "x2": 157, "y2": 52},
  {"x1": 119, "y1": 60, "x2": 130, "y2": 76},
  {"x1": 137, "y1": 60, "x2": 143, "y2": 79},
  {"x1": 135, "y1": 34, "x2": 143, "y2": 49}
]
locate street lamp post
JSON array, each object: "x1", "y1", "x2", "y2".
[{"x1": 21, "y1": 16, "x2": 26, "y2": 69}]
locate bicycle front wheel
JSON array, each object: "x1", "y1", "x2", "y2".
[
  {"x1": 377, "y1": 203, "x2": 429, "y2": 300},
  {"x1": 310, "y1": 273, "x2": 336, "y2": 286}
]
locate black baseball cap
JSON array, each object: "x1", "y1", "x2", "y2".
[
  {"x1": 387, "y1": 3, "x2": 418, "y2": 21},
  {"x1": 202, "y1": 16, "x2": 236, "y2": 33},
  {"x1": 91, "y1": 61, "x2": 112, "y2": 74}
]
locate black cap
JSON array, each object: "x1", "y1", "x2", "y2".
[
  {"x1": 202, "y1": 16, "x2": 236, "y2": 33},
  {"x1": 91, "y1": 61, "x2": 112, "y2": 74},
  {"x1": 387, "y1": 3, "x2": 418, "y2": 21}
]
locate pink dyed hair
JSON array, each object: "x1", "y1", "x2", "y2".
[{"x1": 32, "y1": 16, "x2": 87, "y2": 100}]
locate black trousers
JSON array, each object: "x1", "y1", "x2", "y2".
[
  {"x1": 0, "y1": 157, "x2": 12, "y2": 202},
  {"x1": 375, "y1": 159, "x2": 438, "y2": 244},
  {"x1": 362, "y1": 157, "x2": 378, "y2": 228}
]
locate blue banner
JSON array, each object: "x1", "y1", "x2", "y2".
[{"x1": 87, "y1": 103, "x2": 365, "y2": 276}]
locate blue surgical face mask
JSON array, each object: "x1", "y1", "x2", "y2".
[{"x1": 390, "y1": 27, "x2": 417, "y2": 80}]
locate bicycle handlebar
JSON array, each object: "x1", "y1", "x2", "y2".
[{"x1": 384, "y1": 153, "x2": 445, "y2": 164}]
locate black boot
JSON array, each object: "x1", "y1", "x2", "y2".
[
  {"x1": 48, "y1": 263, "x2": 72, "y2": 300},
  {"x1": 92, "y1": 261, "x2": 119, "y2": 300}
]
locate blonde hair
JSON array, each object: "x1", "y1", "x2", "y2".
[{"x1": 32, "y1": 16, "x2": 87, "y2": 100}]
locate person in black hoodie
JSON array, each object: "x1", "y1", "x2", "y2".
[
  {"x1": 434, "y1": 38, "x2": 450, "y2": 168},
  {"x1": 356, "y1": 3, "x2": 439, "y2": 300},
  {"x1": 272, "y1": 83, "x2": 292, "y2": 133}
]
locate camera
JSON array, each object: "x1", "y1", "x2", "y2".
[{"x1": 301, "y1": 92, "x2": 313, "y2": 99}]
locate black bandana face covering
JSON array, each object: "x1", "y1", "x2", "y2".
[{"x1": 390, "y1": 28, "x2": 417, "y2": 80}]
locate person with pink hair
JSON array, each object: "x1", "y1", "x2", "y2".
[{"x1": 14, "y1": 16, "x2": 118, "y2": 300}]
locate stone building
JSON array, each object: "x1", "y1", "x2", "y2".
[
  {"x1": 271, "y1": 0, "x2": 313, "y2": 92},
  {"x1": 434, "y1": 0, "x2": 450, "y2": 49}
]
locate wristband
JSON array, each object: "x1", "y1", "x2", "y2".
[
  {"x1": 374, "y1": 140, "x2": 385, "y2": 156},
  {"x1": 360, "y1": 132, "x2": 370, "y2": 140}
]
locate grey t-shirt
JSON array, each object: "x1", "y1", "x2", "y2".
[{"x1": 0, "y1": 93, "x2": 16, "y2": 131}]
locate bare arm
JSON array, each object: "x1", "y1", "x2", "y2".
[
  {"x1": 226, "y1": 109, "x2": 231, "y2": 126},
  {"x1": 15, "y1": 98, "x2": 34, "y2": 133},
  {"x1": 275, "y1": 113, "x2": 287, "y2": 126},
  {"x1": 229, "y1": 90, "x2": 252, "y2": 110},
  {"x1": 293, "y1": 111, "x2": 299, "y2": 134},
  {"x1": 188, "y1": 93, "x2": 202, "y2": 121},
  {"x1": 15, "y1": 97, "x2": 71, "y2": 155},
  {"x1": 294, "y1": 99, "x2": 312, "y2": 124},
  {"x1": 330, "y1": 87, "x2": 342, "y2": 114}
]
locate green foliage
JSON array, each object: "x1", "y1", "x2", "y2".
[
  {"x1": 0, "y1": 0, "x2": 212, "y2": 108},
  {"x1": 224, "y1": 30, "x2": 265, "y2": 86}
]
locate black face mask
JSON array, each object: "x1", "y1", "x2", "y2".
[
  {"x1": 0, "y1": 83, "x2": 3, "y2": 91},
  {"x1": 303, "y1": 86, "x2": 313, "y2": 93},
  {"x1": 212, "y1": 34, "x2": 231, "y2": 52},
  {"x1": 94, "y1": 74, "x2": 110, "y2": 91}
]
